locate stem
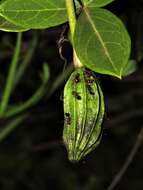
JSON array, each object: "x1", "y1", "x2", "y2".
[
  {"x1": 5, "y1": 83, "x2": 47, "y2": 118},
  {"x1": 0, "y1": 114, "x2": 27, "y2": 142},
  {"x1": 65, "y1": 0, "x2": 83, "y2": 68},
  {"x1": 65, "y1": 0, "x2": 76, "y2": 40},
  {"x1": 14, "y1": 33, "x2": 37, "y2": 88},
  {"x1": 0, "y1": 33, "x2": 22, "y2": 116}
]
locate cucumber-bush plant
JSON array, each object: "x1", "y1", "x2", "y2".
[{"x1": 0, "y1": 0, "x2": 136, "y2": 161}]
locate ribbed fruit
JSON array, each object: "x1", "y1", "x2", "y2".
[{"x1": 63, "y1": 67, "x2": 105, "y2": 162}]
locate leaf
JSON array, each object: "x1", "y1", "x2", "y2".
[
  {"x1": 0, "y1": 15, "x2": 28, "y2": 32},
  {"x1": 122, "y1": 60, "x2": 137, "y2": 77},
  {"x1": 81, "y1": 0, "x2": 115, "y2": 7},
  {"x1": 73, "y1": 7, "x2": 131, "y2": 78},
  {"x1": 0, "y1": 0, "x2": 67, "y2": 29}
]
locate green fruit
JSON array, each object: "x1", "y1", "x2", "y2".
[{"x1": 63, "y1": 67, "x2": 105, "y2": 162}]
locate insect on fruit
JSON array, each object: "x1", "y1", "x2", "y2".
[
  {"x1": 72, "y1": 90, "x2": 81, "y2": 100},
  {"x1": 73, "y1": 73, "x2": 80, "y2": 84},
  {"x1": 64, "y1": 113, "x2": 71, "y2": 125},
  {"x1": 63, "y1": 67, "x2": 105, "y2": 162}
]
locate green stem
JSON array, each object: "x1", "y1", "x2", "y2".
[
  {"x1": 65, "y1": 0, "x2": 83, "y2": 68},
  {"x1": 0, "y1": 114, "x2": 27, "y2": 142},
  {"x1": 5, "y1": 83, "x2": 47, "y2": 118},
  {"x1": 0, "y1": 33, "x2": 22, "y2": 116},
  {"x1": 65, "y1": 0, "x2": 76, "y2": 40},
  {"x1": 14, "y1": 33, "x2": 37, "y2": 88}
]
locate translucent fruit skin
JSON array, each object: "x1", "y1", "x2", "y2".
[{"x1": 63, "y1": 67, "x2": 105, "y2": 162}]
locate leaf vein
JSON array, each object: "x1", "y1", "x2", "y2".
[{"x1": 84, "y1": 7, "x2": 118, "y2": 72}]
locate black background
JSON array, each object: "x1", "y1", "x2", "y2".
[{"x1": 0, "y1": 0, "x2": 143, "y2": 189}]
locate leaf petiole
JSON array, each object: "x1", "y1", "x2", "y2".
[
  {"x1": 65, "y1": 0, "x2": 83, "y2": 68},
  {"x1": 65, "y1": 0, "x2": 76, "y2": 41}
]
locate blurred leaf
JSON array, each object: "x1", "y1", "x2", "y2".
[
  {"x1": 81, "y1": 0, "x2": 115, "y2": 7},
  {"x1": 73, "y1": 7, "x2": 131, "y2": 78},
  {"x1": 122, "y1": 59, "x2": 137, "y2": 77}
]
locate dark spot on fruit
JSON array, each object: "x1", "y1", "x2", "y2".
[
  {"x1": 65, "y1": 113, "x2": 70, "y2": 117},
  {"x1": 72, "y1": 91, "x2": 81, "y2": 100},
  {"x1": 73, "y1": 73, "x2": 80, "y2": 84},
  {"x1": 65, "y1": 113, "x2": 71, "y2": 125},
  {"x1": 90, "y1": 91, "x2": 95, "y2": 95},
  {"x1": 84, "y1": 68, "x2": 92, "y2": 78},
  {"x1": 87, "y1": 79, "x2": 94, "y2": 85},
  {"x1": 87, "y1": 85, "x2": 95, "y2": 95}
]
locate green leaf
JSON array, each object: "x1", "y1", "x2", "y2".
[
  {"x1": 122, "y1": 60, "x2": 137, "y2": 77},
  {"x1": 73, "y1": 7, "x2": 131, "y2": 78},
  {"x1": 0, "y1": 0, "x2": 67, "y2": 29},
  {"x1": 0, "y1": 15, "x2": 28, "y2": 32},
  {"x1": 81, "y1": 0, "x2": 115, "y2": 7}
]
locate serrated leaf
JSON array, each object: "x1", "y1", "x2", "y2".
[
  {"x1": 0, "y1": 0, "x2": 67, "y2": 29},
  {"x1": 0, "y1": 15, "x2": 28, "y2": 32},
  {"x1": 73, "y1": 7, "x2": 131, "y2": 78},
  {"x1": 81, "y1": 0, "x2": 115, "y2": 7},
  {"x1": 122, "y1": 60, "x2": 137, "y2": 77}
]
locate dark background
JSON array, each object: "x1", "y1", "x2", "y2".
[{"x1": 0, "y1": 0, "x2": 143, "y2": 189}]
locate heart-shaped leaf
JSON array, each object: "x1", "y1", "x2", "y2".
[
  {"x1": 0, "y1": 0, "x2": 68, "y2": 29},
  {"x1": 73, "y1": 7, "x2": 131, "y2": 78}
]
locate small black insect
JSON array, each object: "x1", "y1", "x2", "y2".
[
  {"x1": 65, "y1": 113, "x2": 71, "y2": 125},
  {"x1": 87, "y1": 85, "x2": 95, "y2": 95},
  {"x1": 86, "y1": 79, "x2": 94, "y2": 85},
  {"x1": 73, "y1": 73, "x2": 80, "y2": 84},
  {"x1": 72, "y1": 91, "x2": 81, "y2": 100},
  {"x1": 84, "y1": 68, "x2": 92, "y2": 78}
]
